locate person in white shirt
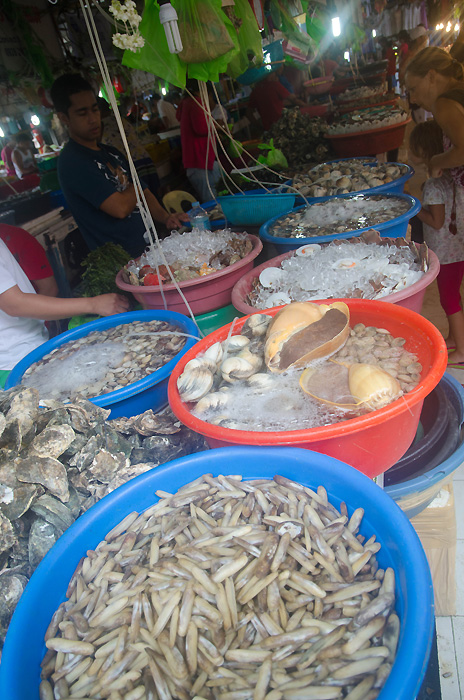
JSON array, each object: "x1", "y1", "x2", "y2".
[
  {"x1": 153, "y1": 93, "x2": 179, "y2": 130},
  {"x1": 0, "y1": 239, "x2": 129, "y2": 384}
]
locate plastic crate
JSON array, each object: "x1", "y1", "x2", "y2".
[{"x1": 218, "y1": 193, "x2": 295, "y2": 226}]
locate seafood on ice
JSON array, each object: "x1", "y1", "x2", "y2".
[{"x1": 176, "y1": 304, "x2": 422, "y2": 432}]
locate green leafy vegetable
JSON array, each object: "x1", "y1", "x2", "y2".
[{"x1": 81, "y1": 243, "x2": 132, "y2": 297}]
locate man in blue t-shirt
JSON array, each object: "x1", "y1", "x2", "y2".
[{"x1": 50, "y1": 74, "x2": 187, "y2": 258}]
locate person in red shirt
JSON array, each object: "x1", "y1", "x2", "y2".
[
  {"x1": 0, "y1": 224, "x2": 59, "y2": 297},
  {"x1": 177, "y1": 81, "x2": 221, "y2": 203},
  {"x1": 379, "y1": 38, "x2": 397, "y2": 92},
  {"x1": 247, "y1": 72, "x2": 305, "y2": 132}
]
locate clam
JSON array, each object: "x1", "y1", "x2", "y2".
[
  {"x1": 336, "y1": 176, "x2": 351, "y2": 188},
  {"x1": 241, "y1": 314, "x2": 273, "y2": 338},
  {"x1": 177, "y1": 366, "x2": 214, "y2": 402},
  {"x1": 300, "y1": 361, "x2": 403, "y2": 411},
  {"x1": 295, "y1": 244, "x2": 322, "y2": 257},
  {"x1": 195, "y1": 391, "x2": 230, "y2": 414},
  {"x1": 264, "y1": 301, "x2": 350, "y2": 373},
  {"x1": 225, "y1": 335, "x2": 250, "y2": 353},
  {"x1": 237, "y1": 348, "x2": 263, "y2": 373},
  {"x1": 221, "y1": 357, "x2": 256, "y2": 383},
  {"x1": 202, "y1": 342, "x2": 223, "y2": 366},
  {"x1": 368, "y1": 178, "x2": 384, "y2": 188},
  {"x1": 246, "y1": 373, "x2": 276, "y2": 392}
]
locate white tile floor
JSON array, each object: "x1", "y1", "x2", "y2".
[{"x1": 437, "y1": 462, "x2": 464, "y2": 698}]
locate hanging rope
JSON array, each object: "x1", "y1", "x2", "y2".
[{"x1": 79, "y1": 0, "x2": 203, "y2": 335}]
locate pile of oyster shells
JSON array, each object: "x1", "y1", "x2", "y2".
[
  {"x1": 291, "y1": 159, "x2": 409, "y2": 198},
  {"x1": 326, "y1": 105, "x2": 408, "y2": 136},
  {"x1": 0, "y1": 388, "x2": 206, "y2": 649}
]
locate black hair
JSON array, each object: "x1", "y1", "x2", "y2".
[
  {"x1": 16, "y1": 132, "x2": 31, "y2": 143},
  {"x1": 50, "y1": 73, "x2": 95, "y2": 115}
]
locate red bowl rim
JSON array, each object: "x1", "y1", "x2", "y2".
[
  {"x1": 115, "y1": 234, "x2": 262, "y2": 293},
  {"x1": 325, "y1": 118, "x2": 412, "y2": 140},
  {"x1": 168, "y1": 299, "x2": 447, "y2": 444}
]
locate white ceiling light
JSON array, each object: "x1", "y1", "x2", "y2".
[{"x1": 332, "y1": 17, "x2": 341, "y2": 37}]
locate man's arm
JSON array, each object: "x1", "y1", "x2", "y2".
[
  {"x1": 144, "y1": 189, "x2": 189, "y2": 229},
  {"x1": 32, "y1": 276, "x2": 59, "y2": 297},
  {"x1": 99, "y1": 184, "x2": 139, "y2": 219},
  {"x1": 0, "y1": 286, "x2": 129, "y2": 320}
]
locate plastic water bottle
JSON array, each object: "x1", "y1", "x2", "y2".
[{"x1": 188, "y1": 202, "x2": 211, "y2": 231}]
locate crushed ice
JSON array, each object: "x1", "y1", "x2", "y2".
[{"x1": 250, "y1": 240, "x2": 424, "y2": 308}]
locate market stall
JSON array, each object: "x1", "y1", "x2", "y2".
[{"x1": 1, "y1": 0, "x2": 463, "y2": 695}]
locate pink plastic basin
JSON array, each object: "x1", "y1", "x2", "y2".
[
  {"x1": 168, "y1": 299, "x2": 447, "y2": 477},
  {"x1": 115, "y1": 234, "x2": 262, "y2": 316},
  {"x1": 231, "y1": 246, "x2": 440, "y2": 316}
]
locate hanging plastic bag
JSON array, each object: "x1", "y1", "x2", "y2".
[
  {"x1": 122, "y1": 0, "x2": 186, "y2": 88},
  {"x1": 257, "y1": 140, "x2": 288, "y2": 169},
  {"x1": 174, "y1": 0, "x2": 235, "y2": 64},
  {"x1": 226, "y1": 0, "x2": 264, "y2": 78}
]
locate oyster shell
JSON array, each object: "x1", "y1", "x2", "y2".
[
  {"x1": 0, "y1": 511, "x2": 17, "y2": 555},
  {"x1": 15, "y1": 456, "x2": 70, "y2": 503},
  {"x1": 30, "y1": 494, "x2": 75, "y2": 533},
  {"x1": 28, "y1": 517, "x2": 59, "y2": 570},
  {"x1": 265, "y1": 302, "x2": 350, "y2": 373},
  {"x1": 88, "y1": 449, "x2": 130, "y2": 484},
  {"x1": 28, "y1": 424, "x2": 76, "y2": 459}
]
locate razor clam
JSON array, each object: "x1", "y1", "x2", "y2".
[{"x1": 41, "y1": 475, "x2": 398, "y2": 699}]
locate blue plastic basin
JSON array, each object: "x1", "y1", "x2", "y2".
[
  {"x1": 385, "y1": 372, "x2": 464, "y2": 518},
  {"x1": 259, "y1": 192, "x2": 421, "y2": 253},
  {"x1": 294, "y1": 159, "x2": 415, "y2": 205},
  {"x1": 5, "y1": 310, "x2": 200, "y2": 419},
  {"x1": 0, "y1": 446, "x2": 433, "y2": 700}
]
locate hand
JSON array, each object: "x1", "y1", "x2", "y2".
[
  {"x1": 91, "y1": 293, "x2": 130, "y2": 317},
  {"x1": 165, "y1": 212, "x2": 190, "y2": 229},
  {"x1": 429, "y1": 165, "x2": 443, "y2": 178}
]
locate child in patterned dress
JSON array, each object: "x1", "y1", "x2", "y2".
[{"x1": 409, "y1": 120, "x2": 464, "y2": 364}]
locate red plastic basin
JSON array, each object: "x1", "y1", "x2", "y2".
[
  {"x1": 339, "y1": 97, "x2": 399, "y2": 114},
  {"x1": 115, "y1": 234, "x2": 262, "y2": 316},
  {"x1": 326, "y1": 119, "x2": 412, "y2": 157},
  {"x1": 300, "y1": 104, "x2": 330, "y2": 118},
  {"x1": 231, "y1": 246, "x2": 440, "y2": 316},
  {"x1": 168, "y1": 299, "x2": 447, "y2": 477},
  {"x1": 303, "y1": 76, "x2": 334, "y2": 95}
]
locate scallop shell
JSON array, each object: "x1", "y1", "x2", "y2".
[
  {"x1": 264, "y1": 302, "x2": 350, "y2": 373},
  {"x1": 259, "y1": 267, "x2": 285, "y2": 289},
  {"x1": 177, "y1": 366, "x2": 214, "y2": 402},
  {"x1": 265, "y1": 291, "x2": 292, "y2": 308},
  {"x1": 300, "y1": 361, "x2": 402, "y2": 411},
  {"x1": 295, "y1": 244, "x2": 322, "y2": 257}
]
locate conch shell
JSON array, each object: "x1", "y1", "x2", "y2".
[
  {"x1": 264, "y1": 302, "x2": 350, "y2": 373},
  {"x1": 300, "y1": 361, "x2": 403, "y2": 412}
]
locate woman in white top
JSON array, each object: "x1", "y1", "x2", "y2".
[
  {"x1": 11, "y1": 132, "x2": 38, "y2": 179},
  {"x1": 0, "y1": 239, "x2": 129, "y2": 385}
]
